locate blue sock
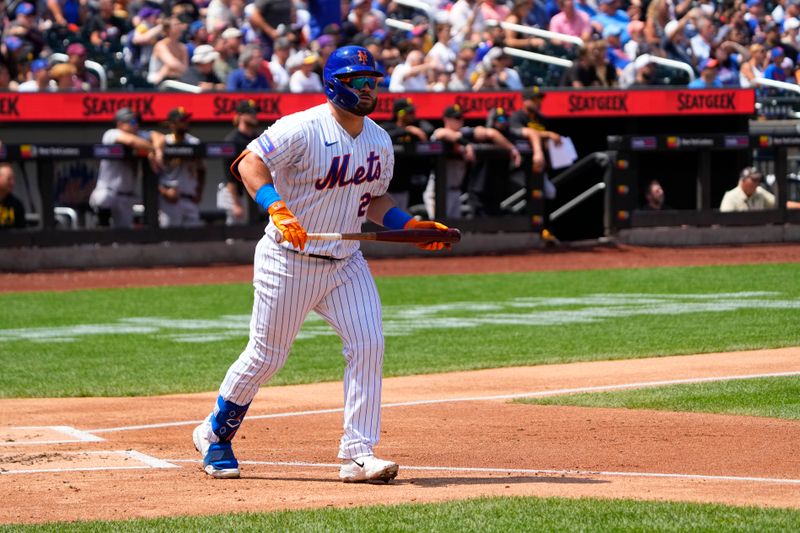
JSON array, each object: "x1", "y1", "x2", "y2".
[{"x1": 210, "y1": 395, "x2": 250, "y2": 442}]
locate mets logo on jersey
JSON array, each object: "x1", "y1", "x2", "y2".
[
  {"x1": 315, "y1": 151, "x2": 381, "y2": 190},
  {"x1": 357, "y1": 50, "x2": 368, "y2": 64},
  {"x1": 256, "y1": 132, "x2": 275, "y2": 155}
]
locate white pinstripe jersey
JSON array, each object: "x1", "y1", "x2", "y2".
[{"x1": 247, "y1": 103, "x2": 394, "y2": 259}]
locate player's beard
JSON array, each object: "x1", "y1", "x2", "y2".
[{"x1": 349, "y1": 95, "x2": 378, "y2": 117}]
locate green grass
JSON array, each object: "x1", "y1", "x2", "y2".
[
  {"x1": 518, "y1": 375, "x2": 800, "y2": 420},
  {"x1": 1, "y1": 263, "x2": 799, "y2": 397},
  {"x1": 3, "y1": 265, "x2": 800, "y2": 530},
  {"x1": 4, "y1": 496, "x2": 800, "y2": 532}
]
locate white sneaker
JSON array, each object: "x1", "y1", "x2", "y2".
[
  {"x1": 339, "y1": 455, "x2": 399, "y2": 483},
  {"x1": 192, "y1": 418, "x2": 240, "y2": 479}
]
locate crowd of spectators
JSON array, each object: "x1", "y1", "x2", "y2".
[{"x1": 2, "y1": 0, "x2": 800, "y2": 92}]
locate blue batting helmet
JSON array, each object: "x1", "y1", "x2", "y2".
[{"x1": 323, "y1": 46, "x2": 382, "y2": 110}]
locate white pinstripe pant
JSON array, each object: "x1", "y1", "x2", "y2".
[{"x1": 219, "y1": 235, "x2": 385, "y2": 459}]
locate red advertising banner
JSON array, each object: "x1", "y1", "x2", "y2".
[
  {"x1": 539, "y1": 88, "x2": 755, "y2": 117},
  {"x1": 0, "y1": 88, "x2": 754, "y2": 123}
]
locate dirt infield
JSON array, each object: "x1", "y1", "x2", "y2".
[
  {"x1": 1, "y1": 243, "x2": 799, "y2": 524},
  {"x1": 2, "y1": 350, "x2": 800, "y2": 524}
]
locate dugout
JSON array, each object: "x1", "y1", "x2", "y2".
[
  {"x1": 387, "y1": 89, "x2": 756, "y2": 241},
  {"x1": 524, "y1": 88, "x2": 755, "y2": 242},
  {"x1": 0, "y1": 139, "x2": 543, "y2": 249},
  {"x1": 606, "y1": 133, "x2": 800, "y2": 240}
]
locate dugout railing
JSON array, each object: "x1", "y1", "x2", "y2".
[
  {"x1": 0, "y1": 141, "x2": 545, "y2": 248},
  {"x1": 605, "y1": 133, "x2": 800, "y2": 236}
]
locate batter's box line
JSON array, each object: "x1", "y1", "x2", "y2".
[
  {"x1": 0, "y1": 426, "x2": 104, "y2": 446},
  {"x1": 166, "y1": 459, "x2": 800, "y2": 486},
  {"x1": 0, "y1": 450, "x2": 179, "y2": 475}
]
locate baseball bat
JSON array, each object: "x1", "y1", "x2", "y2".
[{"x1": 306, "y1": 228, "x2": 462, "y2": 244}]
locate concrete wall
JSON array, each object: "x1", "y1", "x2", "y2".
[
  {"x1": 617, "y1": 224, "x2": 800, "y2": 246},
  {"x1": 0, "y1": 231, "x2": 543, "y2": 272}
]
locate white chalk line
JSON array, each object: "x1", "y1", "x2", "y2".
[
  {"x1": 165, "y1": 459, "x2": 800, "y2": 486},
  {"x1": 86, "y1": 370, "x2": 800, "y2": 434},
  {"x1": 0, "y1": 425, "x2": 105, "y2": 446},
  {"x1": 0, "y1": 450, "x2": 178, "y2": 475},
  {"x1": 124, "y1": 450, "x2": 181, "y2": 469}
]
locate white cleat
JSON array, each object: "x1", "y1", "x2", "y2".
[
  {"x1": 193, "y1": 421, "x2": 240, "y2": 479},
  {"x1": 339, "y1": 455, "x2": 399, "y2": 483}
]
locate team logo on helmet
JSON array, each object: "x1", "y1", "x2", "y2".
[{"x1": 358, "y1": 50, "x2": 368, "y2": 64}]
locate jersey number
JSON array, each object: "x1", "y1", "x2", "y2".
[{"x1": 358, "y1": 193, "x2": 371, "y2": 216}]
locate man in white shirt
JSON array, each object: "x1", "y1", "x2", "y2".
[
  {"x1": 450, "y1": 0, "x2": 486, "y2": 44},
  {"x1": 720, "y1": 166, "x2": 775, "y2": 211},
  {"x1": 17, "y1": 59, "x2": 50, "y2": 92},
  {"x1": 389, "y1": 49, "x2": 431, "y2": 92},
  {"x1": 690, "y1": 16, "x2": 716, "y2": 65},
  {"x1": 206, "y1": 0, "x2": 236, "y2": 34},
  {"x1": 269, "y1": 37, "x2": 292, "y2": 91},
  {"x1": 426, "y1": 17, "x2": 457, "y2": 73},
  {"x1": 289, "y1": 53, "x2": 324, "y2": 92}
]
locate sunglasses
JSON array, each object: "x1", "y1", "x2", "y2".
[{"x1": 342, "y1": 76, "x2": 378, "y2": 90}]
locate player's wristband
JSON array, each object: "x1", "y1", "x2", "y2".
[
  {"x1": 382, "y1": 207, "x2": 412, "y2": 230},
  {"x1": 254, "y1": 183, "x2": 281, "y2": 210}
]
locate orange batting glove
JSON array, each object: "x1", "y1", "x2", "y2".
[
  {"x1": 269, "y1": 200, "x2": 307, "y2": 250},
  {"x1": 404, "y1": 218, "x2": 451, "y2": 251}
]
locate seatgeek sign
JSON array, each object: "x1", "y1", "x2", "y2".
[{"x1": 0, "y1": 89, "x2": 754, "y2": 122}]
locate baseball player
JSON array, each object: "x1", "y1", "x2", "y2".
[
  {"x1": 379, "y1": 98, "x2": 435, "y2": 211},
  {"x1": 218, "y1": 100, "x2": 260, "y2": 225},
  {"x1": 89, "y1": 108, "x2": 163, "y2": 228},
  {"x1": 426, "y1": 104, "x2": 522, "y2": 219},
  {"x1": 193, "y1": 45, "x2": 451, "y2": 482},
  {"x1": 509, "y1": 86, "x2": 559, "y2": 201},
  {"x1": 156, "y1": 107, "x2": 206, "y2": 227}
]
